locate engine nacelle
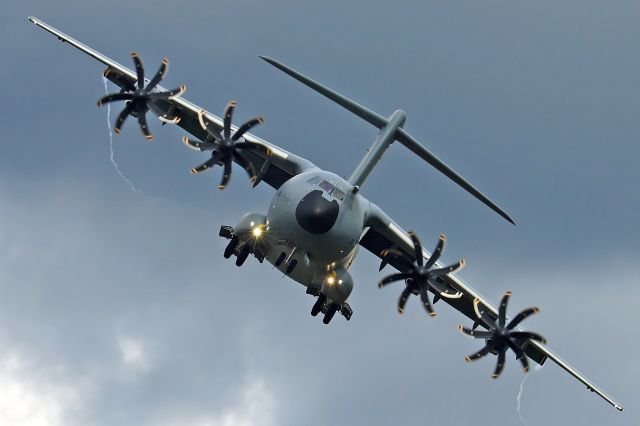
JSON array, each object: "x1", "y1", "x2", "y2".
[
  {"x1": 233, "y1": 212, "x2": 269, "y2": 253},
  {"x1": 320, "y1": 267, "x2": 354, "y2": 304}
]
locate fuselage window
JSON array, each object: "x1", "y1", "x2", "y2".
[{"x1": 307, "y1": 176, "x2": 321, "y2": 184}]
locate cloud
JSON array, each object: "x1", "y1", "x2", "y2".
[
  {"x1": 164, "y1": 377, "x2": 277, "y2": 426},
  {"x1": 0, "y1": 352, "x2": 81, "y2": 426}
]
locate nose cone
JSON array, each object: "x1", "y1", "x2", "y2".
[{"x1": 295, "y1": 190, "x2": 339, "y2": 235}]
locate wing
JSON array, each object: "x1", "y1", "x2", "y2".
[
  {"x1": 28, "y1": 17, "x2": 315, "y2": 189},
  {"x1": 360, "y1": 202, "x2": 623, "y2": 412}
]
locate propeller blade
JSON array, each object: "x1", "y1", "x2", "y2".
[
  {"x1": 147, "y1": 85, "x2": 186, "y2": 100},
  {"x1": 182, "y1": 136, "x2": 211, "y2": 151},
  {"x1": 190, "y1": 156, "x2": 218, "y2": 174},
  {"x1": 465, "y1": 345, "x2": 492, "y2": 362},
  {"x1": 197, "y1": 109, "x2": 222, "y2": 142},
  {"x1": 507, "y1": 307, "x2": 540, "y2": 329},
  {"x1": 379, "y1": 248, "x2": 412, "y2": 269},
  {"x1": 498, "y1": 291, "x2": 512, "y2": 327},
  {"x1": 507, "y1": 340, "x2": 530, "y2": 372},
  {"x1": 420, "y1": 286, "x2": 436, "y2": 316},
  {"x1": 136, "y1": 103, "x2": 153, "y2": 140},
  {"x1": 398, "y1": 286, "x2": 412, "y2": 314},
  {"x1": 492, "y1": 351, "x2": 506, "y2": 379},
  {"x1": 131, "y1": 52, "x2": 144, "y2": 88},
  {"x1": 114, "y1": 102, "x2": 135, "y2": 134},
  {"x1": 378, "y1": 272, "x2": 411, "y2": 288},
  {"x1": 223, "y1": 101, "x2": 237, "y2": 139},
  {"x1": 146, "y1": 57, "x2": 168, "y2": 90},
  {"x1": 103, "y1": 67, "x2": 136, "y2": 92},
  {"x1": 430, "y1": 259, "x2": 465, "y2": 277},
  {"x1": 424, "y1": 234, "x2": 446, "y2": 269},
  {"x1": 408, "y1": 230, "x2": 424, "y2": 266},
  {"x1": 234, "y1": 151, "x2": 257, "y2": 183},
  {"x1": 236, "y1": 141, "x2": 273, "y2": 156},
  {"x1": 458, "y1": 325, "x2": 493, "y2": 339},
  {"x1": 97, "y1": 93, "x2": 133, "y2": 107},
  {"x1": 510, "y1": 331, "x2": 547, "y2": 344},
  {"x1": 218, "y1": 159, "x2": 233, "y2": 190},
  {"x1": 232, "y1": 117, "x2": 264, "y2": 141}
]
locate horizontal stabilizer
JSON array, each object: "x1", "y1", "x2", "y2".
[{"x1": 260, "y1": 56, "x2": 515, "y2": 225}]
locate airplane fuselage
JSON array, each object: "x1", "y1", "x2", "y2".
[{"x1": 233, "y1": 169, "x2": 367, "y2": 305}]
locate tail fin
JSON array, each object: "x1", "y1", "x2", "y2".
[{"x1": 260, "y1": 56, "x2": 514, "y2": 225}]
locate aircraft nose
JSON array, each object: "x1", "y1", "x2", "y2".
[{"x1": 295, "y1": 190, "x2": 339, "y2": 235}]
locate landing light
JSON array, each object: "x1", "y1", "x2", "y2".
[
  {"x1": 252, "y1": 227, "x2": 263, "y2": 237},
  {"x1": 327, "y1": 276, "x2": 335, "y2": 285}
]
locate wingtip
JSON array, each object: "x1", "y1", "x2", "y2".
[{"x1": 28, "y1": 16, "x2": 37, "y2": 24}]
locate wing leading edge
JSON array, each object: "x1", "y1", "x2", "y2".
[
  {"x1": 28, "y1": 16, "x2": 315, "y2": 189},
  {"x1": 361, "y1": 203, "x2": 623, "y2": 412}
]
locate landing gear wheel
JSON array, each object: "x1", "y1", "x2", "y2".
[
  {"x1": 340, "y1": 303, "x2": 353, "y2": 321},
  {"x1": 323, "y1": 303, "x2": 338, "y2": 324},
  {"x1": 224, "y1": 236, "x2": 239, "y2": 259},
  {"x1": 285, "y1": 259, "x2": 298, "y2": 274},
  {"x1": 236, "y1": 245, "x2": 250, "y2": 266},
  {"x1": 311, "y1": 294, "x2": 326, "y2": 317},
  {"x1": 274, "y1": 252, "x2": 286, "y2": 267}
]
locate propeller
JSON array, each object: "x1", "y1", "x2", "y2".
[
  {"x1": 458, "y1": 292, "x2": 547, "y2": 379},
  {"x1": 97, "y1": 53, "x2": 186, "y2": 140},
  {"x1": 183, "y1": 101, "x2": 272, "y2": 190},
  {"x1": 378, "y1": 232, "x2": 464, "y2": 316}
]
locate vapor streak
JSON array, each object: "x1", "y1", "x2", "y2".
[{"x1": 102, "y1": 77, "x2": 142, "y2": 193}]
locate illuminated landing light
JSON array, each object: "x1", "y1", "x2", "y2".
[
  {"x1": 252, "y1": 226, "x2": 263, "y2": 237},
  {"x1": 327, "y1": 276, "x2": 335, "y2": 285}
]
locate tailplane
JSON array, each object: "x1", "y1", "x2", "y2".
[{"x1": 260, "y1": 56, "x2": 514, "y2": 225}]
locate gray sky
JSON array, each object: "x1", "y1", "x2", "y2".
[{"x1": 1, "y1": 1, "x2": 638, "y2": 424}]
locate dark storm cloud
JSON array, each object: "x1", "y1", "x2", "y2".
[{"x1": 1, "y1": 0, "x2": 638, "y2": 424}]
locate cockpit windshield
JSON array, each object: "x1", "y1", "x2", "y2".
[
  {"x1": 319, "y1": 179, "x2": 345, "y2": 201},
  {"x1": 307, "y1": 176, "x2": 347, "y2": 201}
]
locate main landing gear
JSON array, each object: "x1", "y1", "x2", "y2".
[
  {"x1": 274, "y1": 250, "x2": 298, "y2": 275},
  {"x1": 306, "y1": 287, "x2": 353, "y2": 324},
  {"x1": 219, "y1": 225, "x2": 264, "y2": 267}
]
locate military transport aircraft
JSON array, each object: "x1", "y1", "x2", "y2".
[{"x1": 29, "y1": 16, "x2": 623, "y2": 412}]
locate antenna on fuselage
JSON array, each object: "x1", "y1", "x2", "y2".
[{"x1": 260, "y1": 56, "x2": 515, "y2": 226}]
